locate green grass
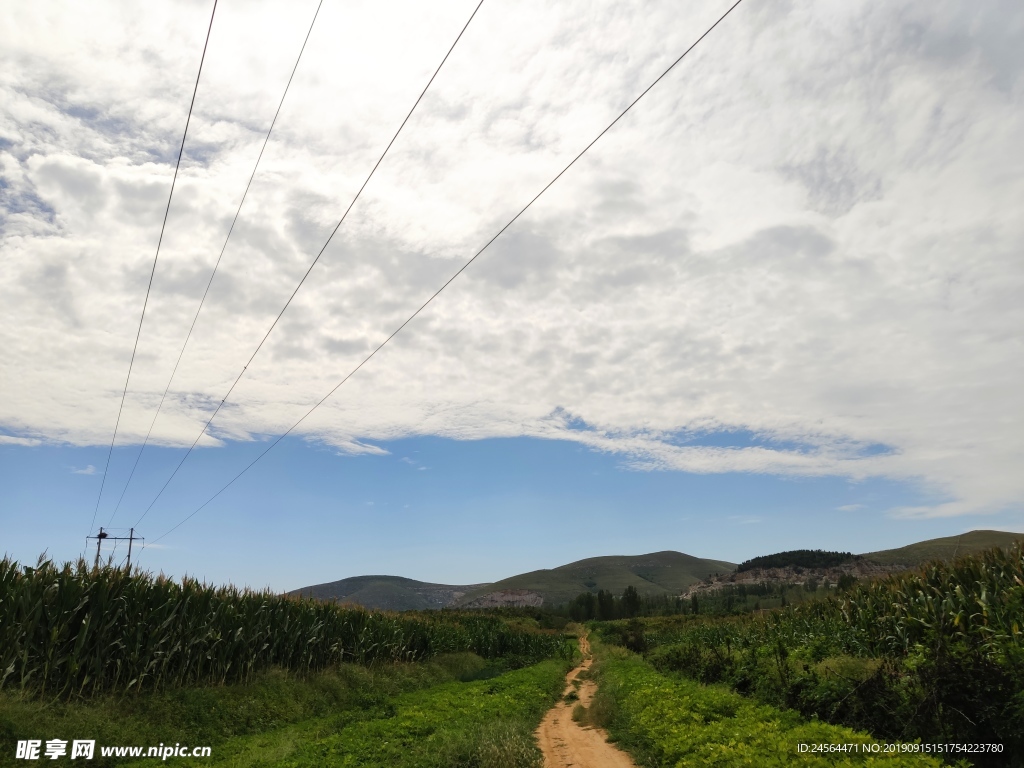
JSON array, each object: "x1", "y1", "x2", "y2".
[
  {"x1": 587, "y1": 644, "x2": 945, "y2": 768},
  {"x1": 1, "y1": 653, "x2": 507, "y2": 767},
  {"x1": 1, "y1": 653, "x2": 567, "y2": 767},
  {"x1": 119, "y1": 657, "x2": 568, "y2": 767}
]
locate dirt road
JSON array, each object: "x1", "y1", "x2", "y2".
[{"x1": 535, "y1": 635, "x2": 637, "y2": 768}]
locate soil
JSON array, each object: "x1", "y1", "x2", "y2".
[{"x1": 535, "y1": 635, "x2": 637, "y2": 768}]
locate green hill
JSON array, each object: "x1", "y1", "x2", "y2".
[
  {"x1": 456, "y1": 551, "x2": 735, "y2": 608},
  {"x1": 290, "y1": 530, "x2": 1023, "y2": 611},
  {"x1": 861, "y1": 529, "x2": 1024, "y2": 566},
  {"x1": 288, "y1": 576, "x2": 488, "y2": 612}
]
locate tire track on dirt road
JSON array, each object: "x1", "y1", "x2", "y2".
[{"x1": 535, "y1": 634, "x2": 637, "y2": 768}]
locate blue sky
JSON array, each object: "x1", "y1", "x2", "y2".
[
  {"x1": 4, "y1": 434, "x2": 1017, "y2": 591},
  {"x1": 2, "y1": 1, "x2": 1023, "y2": 592}
]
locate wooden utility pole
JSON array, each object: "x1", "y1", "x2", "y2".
[
  {"x1": 89, "y1": 527, "x2": 108, "y2": 569},
  {"x1": 126, "y1": 527, "x2": 136, "y2": 571}
]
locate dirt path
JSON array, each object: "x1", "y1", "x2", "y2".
[{"x1": 535, "y1": 635, "x2": 637, "y2": 768}]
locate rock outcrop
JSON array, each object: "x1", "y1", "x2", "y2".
[
  {"x1": 680, "y1": 560, "x2": 910, "y2": 598},
  {"x1": 458, "y1": 589, "x2": 545, "y2": 609}
]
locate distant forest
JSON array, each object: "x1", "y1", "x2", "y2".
[
  {"x1": 554, "y1": 580, "x2": 839, "y2": 622},
  {"x1": 736, "y1": 549, "x2": 859, "y2": 572}
]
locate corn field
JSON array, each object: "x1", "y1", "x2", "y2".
[
  {"x1": 633, "y1": 543, "x2": 1024, "y2": 661},
  {"x1": 834, "y1": 543, "x2": 1024, "y2": 659},
  {"x1": 608, "y1": 544, "x2": 1024, "y2": 762},
  {"x1": 0, "y1": 557, "x2": 570, "y2": 698}
]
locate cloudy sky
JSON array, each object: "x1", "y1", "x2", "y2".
[{"x1": 2, "y1": 0, "x2": 1022, "y2": 590}]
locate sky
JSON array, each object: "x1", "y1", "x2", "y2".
[{"x1": 1, "y1": 0, "x2": 1022, "y2": 591}]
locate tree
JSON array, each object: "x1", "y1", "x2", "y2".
[
  {"x1": 568, "y1": 591, "x2": 596, "y2": 621},
  {"x1": 596, "y1": 589, "x2": 616, "y2": 621},
  {"x1": 621, "y1": 585, "x2": 641, "y2": 618}
]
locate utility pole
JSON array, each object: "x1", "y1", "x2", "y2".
[
  {"x1": 89, "y1": 527, "x2": 108, "y2": 569},
  {"x1": 86, "y1": 527, "x2": 143, "y2": 570},
  {"x1": 126, "y1": 527, "x2": 136, "y2": 571}
]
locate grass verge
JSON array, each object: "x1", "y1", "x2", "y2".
[{"x1": 1, "y1": 653, "x2": 547, "y2": 767}]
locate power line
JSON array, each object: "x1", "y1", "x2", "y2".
[
  {"x1": 148, "y1": 0, "x2": 746, "y2": 545},
  {"x1": 132, "y1": 0, "x2": 487, "y2": 529},
  {"x1": 86, "y1": 0, "x2": 219, "y2": 539},
  {"x1": 106, "y1": 0, "x2": 325, "y2": 528}
]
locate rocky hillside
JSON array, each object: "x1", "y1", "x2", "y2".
[
  {"x1": 458, "y1": 589, "x2": 545, "y2": 609},
  {"x1": 682, "y1": 560, "x2": 908, "y2": 598},
  {"x1": 683, "y1": 530, "x2": 1024, "y2": 597}
]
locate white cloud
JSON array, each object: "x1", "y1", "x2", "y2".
[
  {"x1": 0, "y1": 435, "x2": 41, "y2": 446},
  {"x1": 1, "y1": 0, "x2": 1022, "y2": 521},
  {"x1": 71, "y1": 464, "x2": 96, "y2": 475},
  {"x1": 837, "y1": 504, "x2": 864, "y2": 512}
]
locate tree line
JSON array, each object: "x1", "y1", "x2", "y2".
[
  {"x1": 736, "y1": 549, "x2": 858, "y2": 572},
  {"x1": 555, "y1": 579, "x2": 854, "y2": 621}
]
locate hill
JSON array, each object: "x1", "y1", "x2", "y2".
[
  {"x1": 683, "y1": 529, "x2": 1024, "y2": 598},
  {"x1": 290, "y1": 530, "x2": 1023, "y2": 611},
  {"x1": 290, "y1": 551, "x2": 733, "y2": 611},
  {"x1": 861, "y1": 529, "x2": 1024, "y2": 566},
  {"x1": 455, "y1": 551, "x2": 735, "y2": 608},
  {"x1": 737, "y1": 549, "x2": 857, "y2": 572},
  {"x1": 288, "y1": 575, "x2": 488, "y2": 612}
]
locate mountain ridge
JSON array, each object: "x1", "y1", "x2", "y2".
[
  {"x1": 453, "y1": 550, "x2": 736, "y2": 608},
  {"x1": 288, "y1": 574, "x2": 488, "y2": 612},
  {"x1": 289, "y1": 529, "x2": 1023, "y2": 611}
]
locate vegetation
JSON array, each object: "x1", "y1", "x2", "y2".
[
  {"x1": 442, "y1": 606, "x2": 571, "y2": 631},
  {"x1": 0, "y1": 653, "x2": 568, "y2": 767},
  {"x1": 5, "y1": 532, "x2": 1021, "y2": 763},
  {"x1": 737, "y1": 549, "x2": 858, "y2": 572},
  {"x1": 559, "y1": 580, "x2": 839, "y2": 621},
  {"x1": 861, "y1": 530, "x2": 1023, "y2": 567},
  {"x1": 0, "y1": 654, "x2": 471, "y2": 766},
  {"x1": 456, "y1": 550, "x2": 735, "y2": 607},
  {"x1": 583, "y1": 644, "x2": 942, "y2": 767},
  {"x1": 596, "y1": 544, "x2": 1024, "y2": 766},
  {"x1": 286, "y1": 531, "x2": 1024, "y2": 613},
  {"x1": 0, "y1": 556, "x2": 570, "y2": 698},
  {"x1": 288, "y1": 575, "x2": 485, "y2": 612},
  {"x1": 183, "y1": 657, "x2": 567, "y2": 767}
]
